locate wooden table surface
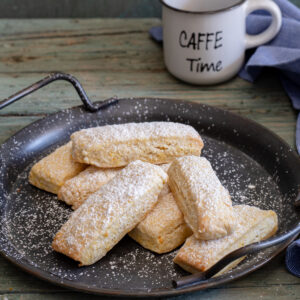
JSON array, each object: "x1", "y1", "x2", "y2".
[{"x1": 0, "y1": 19, "x2": 299, "y2": 300}]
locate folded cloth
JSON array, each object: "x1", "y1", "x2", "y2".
[
  {"x1": 285, "y1": 239, "x2": 300, "y2": 277},
  {"x1": 149, "y1": 26, "x2": 162, "y2": 42},
  {"x1": 239, "y1": 0, "x2": 300, "y2": 155},
  {"x1": 150, "y1": 0, "x2": 300, "y2": 154}
]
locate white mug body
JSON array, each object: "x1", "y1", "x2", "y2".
[{"x1": 161, "y1": 0, "x2": 282, "y2": 85}]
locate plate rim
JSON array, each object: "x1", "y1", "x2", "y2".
[{"x1": 0, "y1": 97, "x2": 299, "y2": 297}]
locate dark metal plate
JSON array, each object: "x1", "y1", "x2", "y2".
[{"x1": 0, "y1": 98, "x2": 299, "y2": 297}]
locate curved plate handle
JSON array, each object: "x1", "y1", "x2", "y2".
[{"x1": 0, "y1": 72, "x2": 118, "y2": 112}]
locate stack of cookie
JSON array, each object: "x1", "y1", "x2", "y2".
[{"x1": 29, "y1": 122, "x2": 278, "y2": 274}]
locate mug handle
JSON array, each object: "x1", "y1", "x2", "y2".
[{"x1": 245, "y1": 0, "x2": 282, "y2": 49}]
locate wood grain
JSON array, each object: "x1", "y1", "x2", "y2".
[
  {"x1": 0, "y1": 0, "x2": 299, "y2": 18},
  {"x1": 0, "y1": 255, "x2": 299, "y2": 299},
  {"x1": 0, "y1": 18, "x2": 298, "y2": 300},
  {"x1": 0, "y1": 0, "x2": 162, "y2": 18}
]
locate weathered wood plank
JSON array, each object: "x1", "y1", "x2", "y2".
[
  {"x1": 1, "y1": 285, "x2": 299, "y2": 300},
  {"x1": 0, "y1": 74, "x2": 295, "y2": 148},
  {"x1": 0, "y1": 0, "x2": 162, "y2": 18},
  {"x1": 0, "y1": 255, "x2": 299, "y2": 297},
  {"x1": 0, "y1": 19, "x2": 294, "y2": 131},
  {"x1": 0, "y1": 0, "x2": 299, "y2": 18},
  {"x1": 1, "y1": 280, "x2": 299, "y2": 299},
  {"x1": 0, "y1": 18, "x2": 160, "y2": 36},
  {"x1": 0, "y1": 71, "x2": 294, "y2": 114}
]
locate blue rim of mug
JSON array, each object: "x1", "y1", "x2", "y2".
[{"x1": 159, "y1": 0, "x2": 246, "y2": 14}]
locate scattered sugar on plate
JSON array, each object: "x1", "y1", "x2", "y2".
[{"x1": 0, "y1": 98, "x2": 297, "y2": 293}]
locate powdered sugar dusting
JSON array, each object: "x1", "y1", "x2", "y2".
[
  {"x1": 0, "y1": 133, "x2": 296, "y2": 291},
  {"x1": 58, "y1": 165, "x2": 122, "y2": 209},
  {"x1": 175, "y1": 205, "x2": 277, "y2": 272},
  {"x1": 0, "y1": 98, "x2": 298, "y2": 294},
  {"x1": 168, "y1": 156, "x2": 235, "y2": 239},
  {"x1": 70, "y1": 121, "x2": 203, "y2": 167},
  {"x1": 53, "y1": 160, "x2": 168, "y2": 265},
  {"x1": 71, "y1": 122, "x2": 201, "y2": 146}
]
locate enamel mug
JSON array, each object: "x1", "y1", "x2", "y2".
[{"x1": 160, "y1": 0, "x2": 282, "y2": 85}]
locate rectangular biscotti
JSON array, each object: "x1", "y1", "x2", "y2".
[
  {"x1": 168, "y1": 156, "x2": 235, "y2": 240},
  {"x1": 29, "y1": 142, "x2": 86, "y2": 194},
  {"x1": 71, "y1": 122, "x2": 203, "y2": 168},
  {"x1": 52, "y1": 160, "x2": 168, "y2": 266},
  {"x1": 57, "y1": 163, "x2": 170, "y2": 210},
  {"x1": 174, "y1": 205, "x2": 278, "y2": 275},
  {"x1": 57, "y1": 166, "x2": 122, "y2": 210},
  {"x1": 129, "y1": 163, "x2": 191, "y2": 253},
  {"x1": 129, "y1": 193, "x2": 192, "y2": 254}
]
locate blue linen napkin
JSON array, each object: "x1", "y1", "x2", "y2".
[
  {"x1": 149, "y1": 0, "x2": 300, "y2": 278},
  {"x1": 286, "y1": 240, "x2": 300, "y2": 277},
  {"x1": 240, "y1": 0, "x2": 300, "y2": 156},
  {"x1": 149, "y1": 0, "x2": 300, "y2": 155}
]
